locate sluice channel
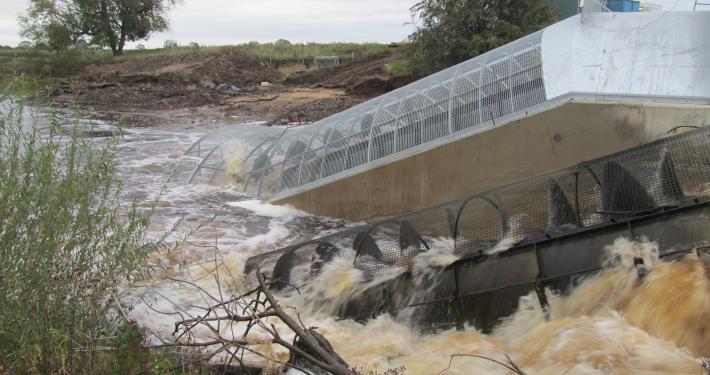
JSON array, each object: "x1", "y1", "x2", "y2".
[{"x1": 244, "y1": 127, "x2": 710, "y2": 333}]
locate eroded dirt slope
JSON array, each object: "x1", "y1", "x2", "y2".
[{"x1": 47, "y1": 47, "x2": 418, "y2": 126}]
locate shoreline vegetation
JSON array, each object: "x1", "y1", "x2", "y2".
[{"x1": 0, "y1": 78, "x2": 174, "y2": 373}]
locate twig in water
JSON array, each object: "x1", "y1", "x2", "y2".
[
  {"x1": 437, "y1": 353, "x2": 527, "y2": 375},
  {"x1": 666, "y1": 125, "x2": 699, "y2": 133}
]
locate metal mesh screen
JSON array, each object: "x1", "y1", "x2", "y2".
[
  {"x1": 171, "y1": 124, "x2": 286, "y2": 186},
  {"x1": 176, "y1": 31, "x2": 545, "y2": 197},
  {"x1": 583, "y1": 0, "x2": 612, "y2": 13},
  {"x1": 314, "y1": 56, "x2": 340, "y2": 69},
  {"x1": 243, "y1": 127, "x2": 710, "y2": 296}
]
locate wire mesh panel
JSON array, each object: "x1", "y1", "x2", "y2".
[
  {"x1": 451, "y1": 61, "x2": 485, "y2": 133},
  {"x1": 344, "y1": 97, "x2": 386, "y2": 169},
  {"x1": 394, "y1": 76, "x2": 436, "y2": 152},
  {"x1": 420, "y1": 75, "x2": 454, "y2": 143},
  {"x1": 268, "y1": 131, "x2": 312, "y2": 195},
  {"x1": 244, "y1": 127, "x2": 710, "y2": 295},
  {"x1": 583, "y1": 0, "x2": 613, "y2": 13},
  {"x1": 480, "y1": 49, "x2": 513, "y2": 122},
  {"x1": 177, "y1": 30, "x2": 546, "y2": 197},
  {"x1": 171, "y1": 124, "x2": 285, "y2": 187},
  {"x1": 319, "y1": 108, "x2": 361, "y2": 178},
  {"x1": 299, "y1": 114, "x2": 345, "y2": 186},
  {"x1": 368, "y1": 86, "x2": 410, "y2": 161},
  {"x1": 314, "y1": 56, "x2": 340, "y2": 69},
  {"x1": 509, "y1": 31, "x2": 545, "y2": 112}
]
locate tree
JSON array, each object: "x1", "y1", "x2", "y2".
[
  {"x1": 408, "y1": 0, "x2": 558, "y2": 73},
  {"x1": 275, "y1": 38, "x2": 291, "y2": 59},
  {"x1": 18, "y1": 0, "x2": 181, "y2": 56}
]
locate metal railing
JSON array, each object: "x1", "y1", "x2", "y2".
[{"x1": 236, "y1": 31, "x2": 545, "y2": 198}]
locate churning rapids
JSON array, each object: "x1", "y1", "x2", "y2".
[{"x1": 43, "y1": 108, "x2": 710, "y2": 374}]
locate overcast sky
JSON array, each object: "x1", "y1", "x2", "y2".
[{"x1": 0, "y1": 0, "x2": 701, "y2": 48}]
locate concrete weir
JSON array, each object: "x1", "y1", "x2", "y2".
[
  {"x1": 173, "y1": 8, "x2": 710, "y2": 335},
  {"x1": 244, "y1": 127, "x2": 710, "y2": 333},
  {"x1": 272, "y1": 100, "x2": 710, "y2": 222},
  {"x1": 174, "y1": 11, "x2": 710, "y2": 224}
]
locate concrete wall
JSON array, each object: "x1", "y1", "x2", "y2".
[
  {"x1": 542, "y1": 12, "x2": 710, "y2": 99},
  {"x1": 270, "y1": 100, "x2": 710, "y2": 222}
]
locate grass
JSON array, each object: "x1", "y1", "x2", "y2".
[{"x1": 383, "y1": 59, "x2": 417, "y2": 75}]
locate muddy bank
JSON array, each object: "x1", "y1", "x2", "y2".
[
  {"x1": 43, "y1": 47, "x2": 418, "y2": 127},
  {"x1": 284, "y1": 50, "x2": 420, "y2": 96}
]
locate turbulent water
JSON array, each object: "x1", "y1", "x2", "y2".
[{"x1": 47, "y1": 109, "x2": 710, "y2": 374}]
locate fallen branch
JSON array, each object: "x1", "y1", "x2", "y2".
[
  {"x1": 136, "y1": 248, "x2": 352, "y2": 375},
  {"x1": 437, "y1": 353, "x2": 527, "y2": 375},
  {"x1": 231, "y1": 92, "x2": 280, "y2": 104},
  {"x1": 255, "y1": 266, "x2": 352, "y2": 375},
  {"x1": 87, "y1": 83, "x2": 117, "y2": 89}
]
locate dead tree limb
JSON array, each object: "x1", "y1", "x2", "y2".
[
  {"x1": 255, "y1": 266, "x2": 352, "y2": 375},
  {"x1": 437, "y1": 353, "x2": 527, "y2": 375},
  {"x1": 138, "y1": 254, "x2": 352, "y2": 375},
  {"x1": 230, "y1": 92, "x2": 280, "y2": 104}
]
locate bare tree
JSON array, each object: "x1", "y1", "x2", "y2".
[{"x1": 137, "y1": 248, "x2": 352, "y2": 375}]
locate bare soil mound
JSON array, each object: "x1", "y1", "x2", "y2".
[
  {"x1": 82, "y1": 48, "x2": 281, "y2": 87},
  {"x1": 283, "y1": 50, "x2": 420, "y2": 97},
  {"x1": 47, "y1": 46, "x2": 420, "y2": 127},
  {"x1": 268, "y1": 97, "x2": 364, "y2": 125}
]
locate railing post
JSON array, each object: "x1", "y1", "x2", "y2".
[{"x1": 448, "y1": 63, "x2": 464, "y2": 137}]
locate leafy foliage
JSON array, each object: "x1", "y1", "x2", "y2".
[
  {"x1": 0, "y1": 79, "x2": 162, "y2": 372},
  {"x1": 408, "y1": 0, "x2": 558, "y2": 73},
  {"x1": 18, "y1": 0, "x2": 181, "y2": 56}
]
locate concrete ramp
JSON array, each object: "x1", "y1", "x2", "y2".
[{"x1": 174, "y1": 11, "x2": 710, "y2": 221}]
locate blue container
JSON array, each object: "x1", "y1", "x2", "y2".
[{"x1": 607, "y1": 0, "x2": 640, "y2": 12}]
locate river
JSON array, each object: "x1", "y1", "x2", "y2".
[{"x1": 53, "y1": 108, "x2": 709, "y2": 374}]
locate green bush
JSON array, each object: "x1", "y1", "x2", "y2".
[
  {"x1": 383, "y1": 60, "x2": 417, "y2": 75},
  {"x1": 0, "y1": 80, "x2": 162, "y2": 373}
]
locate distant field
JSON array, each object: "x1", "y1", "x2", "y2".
[{"x1": 0, "y1": 42, "x2": 395, "y2": 90}]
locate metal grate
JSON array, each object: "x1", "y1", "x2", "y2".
[
  {"x1": 313, "y1": 56, "x2": 340, "y2": 69},
  {"x1": 226, "y1": 31, "x2": 545, "y2": 197},
  {"x1": 583, "y1": 0, "x2": 613, "y2": 13},
  {"x1": 170, "y1": 124, "x2": 287, "y2": 186},
  {"x1": 243, "y1": 127, "x2": 710, "y2": 296}
]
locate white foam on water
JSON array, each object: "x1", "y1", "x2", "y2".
[
  {"x1": 227, "y1": 200, "x2": 309, "y2": 219},
  {"x1": 62, "y1": 111, "x2": 705, "y2": 375}
]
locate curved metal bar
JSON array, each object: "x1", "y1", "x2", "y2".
[
  {"x1": 297, "y1": 114, "x2": 342, "y2": 187},
  {"x1": 318, "y1": 111, "x2": 349, "y2": 179},
  {"x1": 453, "y1": 195, "x2": 510, "y2": 246},
  {"x1": 447, "y1": 63, "x2": 465, "y2": 136},
  {"x1": 254, "y1": 133, "x2": 294, "y2": 197},
  {"x1": 274, "y1": 132, "x2": 305, "y2": 194},
  {"x1": 392, "y1": 82, "x2": 418, "y2": 154},
  {"x1": 187, "y1": 145, "x2": 221, "y2": 183},
  {"x1": 336, "y1": 102, "x2": 372, "y2": 177},
  {"x1": 367, "y1": 94, "x2": 393, "y2": 164},
  {"x1": 207, "y1": 159, "x2": 226, "y2": 185}
]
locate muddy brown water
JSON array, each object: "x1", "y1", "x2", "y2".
[{"x1": 35, "y1": 106, "x2": 710, "y2": 374}]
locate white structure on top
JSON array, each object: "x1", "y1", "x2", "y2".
[
  {"x1": 640, "y1": 2, "x2": 663, "y2": 11},
  {"x1": 544, "y1": 11, "x2": 709, "y2": 99},
  {"x1": 174, "y1": 11, "x2": 710, "y2": 199}
]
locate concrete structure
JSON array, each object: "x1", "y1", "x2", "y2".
[
  {"x1": 174, "y1": 11, "x2": 710, "y2": 221},
  {"x1": 244, "y1": 128, "x2": 710, "y2": 332},
  {"x1": 273, "y1": 100, "x2": 710, "y2": 222}
]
